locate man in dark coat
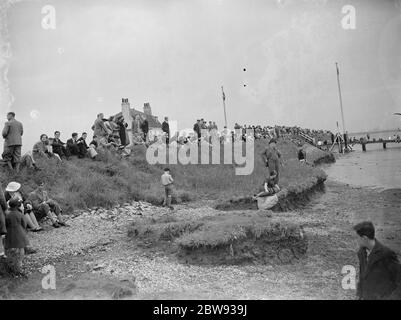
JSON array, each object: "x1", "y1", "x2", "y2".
[
  {"x1": 52, "y1": 131, "x2": 69, "y2": 159},
  {"x1": 193, "y1": 119, "x2": 201, "y2": 142},
  {"x1": 116, "y1": 118, "x2": 128, "y2": 146},
  {"x1": 67, "y1": 133, "x2": 82, "y2": 157},
  {"x1": 140, "y1": 115, "x2": 149, "y2": 142},
  {"x1": 2, "y1": 112, "x2": 23, "y2": 172},
  {"x1": 354, "y1": 221, "x2": 401, "y2": 300},
  {"x1": 162, "y1": 117, "x2": 170, "y2": 144},
  {"x1": 77, "y1": 132, "x2": 89, "y2": 158}
]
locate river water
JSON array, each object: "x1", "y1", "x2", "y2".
[{"x1": 323, "y1": 143, "x2": 401, "y2": 190}]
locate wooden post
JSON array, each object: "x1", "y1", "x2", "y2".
[
  {"x1": 221, "y1": 86, "x2": 227, "y2": 128},
  {"x1": 362, "y1": 143, "x2": 366, "y2": 152},
  {"x1": 383, "y1": 142, "x2": 387, "y2": 149}
]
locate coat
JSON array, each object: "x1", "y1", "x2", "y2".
[
  {"x1": 92, "y1": 118, "x2": 109, "y2": 137},
  {"x1": 132, "y1": 119, "x2": 142, "y2": 134},
  {"x1": 2, "y1": 119, "x2": 23, "y2": 147},
  {"x1": 67, "y1": 138, "x2": 78, "y2": 148},
  {"x1": 26, "y1": 188, "x2": 49, "y2": 210},
  {"x1": 0, "y1": 184, "x2": 7, "y2": 235},
  {"x1": 193, "y1": 123, "x2": 201, "y2": 137},
  {"x1": 52, "y1": 138, "x2": 66, "y2": 154},
  {"x1": 162, "y1": 121, "x2": 169, "y2": 136},
  {"x1": 357, "y1": 240, "x2": 401, "y2": 300},
  {"x1": 261, "y1": 146, "x2": 281, "y2": 173},
  {"x1": 4, "y1": 208, "x2": 29, "y2": 249},
  {"x1": 32, "y1": 141, "x2": 48, "y2": 156},
  {"x1": 77, "y1": 137, "x2": 88, "y2": 149},
  {"x1": 117, "y1": 121, "x2": 127, "y2": 146},
  {"x1": 141, "y1": 119, "x2": 149, "y2": 133}
]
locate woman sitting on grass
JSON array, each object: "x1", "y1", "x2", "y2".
[
  {"x1": 33, "y1": 134, "x2": 61, "y2": 163},
  {"x1": 5, "y1": 182, "x2": 42, "y2": 232},
  {"x1": 252, "y1": 170, "x2": 280, "y2": 200}
]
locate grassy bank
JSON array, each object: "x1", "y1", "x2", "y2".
[
  {"x1": 0, "y1": 139, "x2": 332, "y2": 214},
  {"x1": 128, "y1": 211, "x2": 307, "y2": 265}
]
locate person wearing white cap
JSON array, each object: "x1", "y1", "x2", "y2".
[{"x1": 5, "y1": 181, "x2": 42, "y2": 232}]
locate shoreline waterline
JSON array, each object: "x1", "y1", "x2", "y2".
[{"x1": 321, "y1": 144, "x2": 401, "y2": 191}]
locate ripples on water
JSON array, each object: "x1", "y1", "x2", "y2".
[{"x1": 323, "y1": 143, "x2": 401, "y2": 190}]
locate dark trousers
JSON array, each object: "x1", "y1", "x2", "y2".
[
  {"x1": 67, "y1": 144, "x2": 79, "y2": 156},
  {"x1": 0, "y1": 211, "x2": 6, "y2": 235},
  {"x1": 68, "y1": 144, "x2": 86, "y2": 157},
  {"x1": 53, "y1": 146, "x2": 69, "y2": 159},
  {"x1": 164, "y1": 134, "x2": 169, "y2": 144},
  {"x1": 2, "y1": 145, "x2": 21, "y2": 165},
  {"x1": 77, "y1": 144, "x2": 87, "y2": 158}
]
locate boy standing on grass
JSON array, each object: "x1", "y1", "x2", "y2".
[{"x1": 161, "y1": 168, "x2": 174, "y2": 210}]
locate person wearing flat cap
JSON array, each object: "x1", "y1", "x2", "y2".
[
  {"x1": 4, "y1": 197, "x2": 30, "y2": 275},
  {"x1": 261, "y1": 138, "x2": 283, "y2": 185}
]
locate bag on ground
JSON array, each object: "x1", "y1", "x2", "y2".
[{"x1": 257, "y1": 194, "x2": 279, "y2": 210}]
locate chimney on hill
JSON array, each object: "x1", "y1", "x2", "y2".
[
  {"x1": 143, "y1": 103, "x2": 152, "y2": 116},
  {"x1": 121, "y1": 98, "x2": 130, "y2": 108}
]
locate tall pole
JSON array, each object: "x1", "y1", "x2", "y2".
[
  {"x1": 335, "y1": 62, "x2": 346, "y2": 135},
  {"x1": 221, "y1": 86, "x2": 227, "y2": 127}
]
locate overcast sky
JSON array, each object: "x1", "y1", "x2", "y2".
[{"x1": 2, "y1": 0, "x2": 401, "y2": 151}]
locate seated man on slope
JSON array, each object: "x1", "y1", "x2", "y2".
[{"x1": 27, "y1": 181, "x2": 67, "y2": 229}]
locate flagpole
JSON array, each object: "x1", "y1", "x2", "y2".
[
  {"x1": 335, "y1": 62, "x2": 346, "y2": 135},
  {"x1": 221, "y1": 86, "x2": 227, "y2": 127}
]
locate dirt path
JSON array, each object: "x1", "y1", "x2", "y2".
[{"x1": 1, "y1": 180, "x2": 400, "y2": 300}]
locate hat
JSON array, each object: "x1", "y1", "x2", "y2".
[
  {"x1": 5, "y1": 181, "x2": 21, "y2": 193},
  {"x1": 269, "y1": 138, "x2": 277, "y2": 144},
  {"x1": 8, "y1": 197, "x2": 22, "y2": 208}
]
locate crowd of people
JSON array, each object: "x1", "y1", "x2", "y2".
[
  {"x1": 0, "y1": 111, "x2": 153, "y2": 172},
  {"x1": 231, "y1": 123, "x2": 333, "y2": 144},
  {"x1": 1, "y1": 110, "x2": 330, "y2": 179},
  {"x1": 0, "y1": 180, "x2": 66, "y2": 275}
]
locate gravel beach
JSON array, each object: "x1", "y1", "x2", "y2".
[{"x1": 1, "y1": 179, "x2": 400, "y2": 300}]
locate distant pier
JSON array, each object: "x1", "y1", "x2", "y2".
[{"x1": 355, "y1": 139, "x2": 401, "y2": 151}]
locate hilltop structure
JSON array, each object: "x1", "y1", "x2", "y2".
[{"x1": 114, "y1": 98, "x2": 162, "y2": 129}]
